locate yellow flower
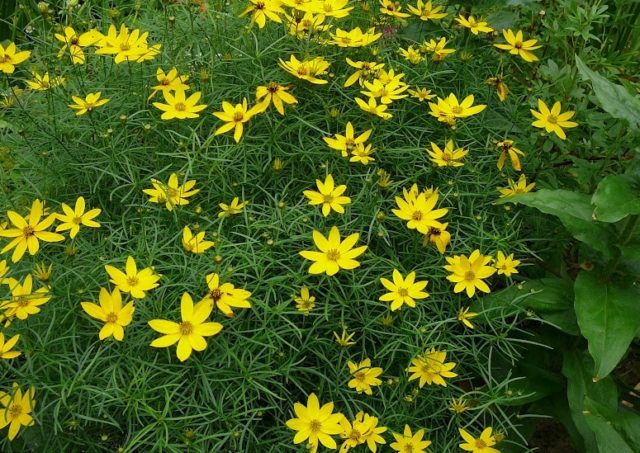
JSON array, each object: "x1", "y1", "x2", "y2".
[
  {"x1": 429, "y1": 93, "x2": 486, "y2": 124},
  {"x1": 323, "y1": 121, "x2": 372, "y2": 157},
  {"x1": 408, "y1": 87, "x2": 436, "y2": 102},
  {"x1": 278, "y1": 55, "x2": 330, "y2": 84},
  {"x1": 347, "y1": 358, "x2": 383, "y2": 395},
  {"x1": 399, "y1": 45, "x2": 424, "y2": 64},
  {"x1": 149, "y1": 292, "x2": 223, "y2": 362},
  {"x1": 294, "y1": 286, "x2": 316, "y2": 313},
  {"x1": 422, "y1": 223, "x2": 451, "y2": 254},
  {"x1": 455, "y1": 15, "x2": 494, "y2": 34},
  {"x1": 0, "y1": 42, "x2": 31, "y2": 74},
  {"x1": 25, "y1": 72, "x2": 65, "y2": 91},
  {"x1": 80, "y1": 287, "x2": 135, "y2": 341},
  {"x1": 355, "y1": 96, "x2": 392, "y2": 119},
  {"x1": 153, "y1": 89, "x2": 207, "y2": 120},
  {"x1": 182, "y1": 226, "x2": 215, "y2": 254},
  {"x1": 334, "y1": 328, "x2": 356, "y2": 346},
  {"x1": 54, "y1": 26, "x2": 102, "y2": 64},
  {"x1": 485, "y1": 76, "x2": 509, "y2": 102},
  {"x1": 379, "y1": 269, "x2": 429, "y2": 311},
  {"x1": 299, "y1": 226, "x2": 367, "y2": 276},
  {"x1": 308, "y1": 0, "x2": 353, "y2": 18},
  {"x1": 0, "y1": 199, "x2": 65, "y2": 263},
  {"x1": 285, "y1": 11, "x2": 328, "y2": 38},
  {"x1": 239, "y1": 0, "x2": 285, "y2": 28},
  {"x1": 95, "y1": 24, "x2": 160, "y2": 64},
  {"x1": 496, "y1": 139, "x2": 524, "y2": 171},
  {"x1": 444, "y1": 250, "x2": 496, "y2": 298},
  {"x1": 459, "y1": 427, "x2": 500, "y2": 453},
  {"x1": 457, "y1": 307, "x2": 479, "y2": 329},
  {"x1": 361, "y1": 78, "x2": 408, "y2": 105},
  {"x1": 390, "y1": 425, "x2": 432, "y2": 453},
  {"x1": 200, "y1": 273, "x2": 252, "y2": 317},
  {"x1": 55, "y1": 196, "x2": 101, "y2": 239},
  {"x1": 380, "y1": 0, "x2": 410, "y2": 18},
  {"x1": 450, "y1": 397, "x2": 469, "y2": 413},
  {"x1": 328, "y1": 27, "x2": 381, "y2": 47},
  {"x1": 408, "y1": 348, "x2": 458, "y2": 387},
  {"x1": 213, "y1": 98, "x2": 261, "y2": 143},
  {"x1": 408, "y1": 1, "x2": 448, "y2": 21},
  {"x1": 105, "y1": 256, "x2": 160, "y2": 299},
  {"x1": 303, "y1": 174, "x2": 351, "y2": 217},
  {"x1": 255, "y1": 82, "x2": 298, "y2": 115},
  {"x1": 420, "y1": 37, "x2": 455, "y2": 61},
  {"x1": 0, "y1": 384, "x2": 35, "y2": 441},
  {"x1": 218, "y1": 197, "x2": 248, "y2": 218},
  {"x1": 143, "y1": 173, "x2": 200, "y2": 211},
  {"x1": 428, "y1": 139, "x2": 468, "y2": 167},
  {"x1": 1, "y1": 274, "x2": 50, "y2": 321},
  {"x1": 392, "y1": 188, "x2": 448, "y2": 234},
  {"x1": 285, "y1": 393, "x2": 344, "y2": 449},
  {"x1": 33, "y1": 262, "x2": 53, "y2": 282},
  {"x1": 530, "y1": 100, "x2": 578, "y2": 140},
  {"x1": 350, "y1": 142, "x2": 376, "y2": 164},
  {"x1": 68, "y1": 92, "x2": 109, "y2": 116},
  {"x1": 494, "y1": 251, "x2": 520, "y2": 277},
  {"x1": 0, "y1": 333, "x2": 21, "y2": 359},
  {"x1": 343, "y1": 58, "x2": 384, "y2": 87},
  {"x1": 494, "y1": 29, "x2": 542, "y2": 62},
  {"x1": 149, "y1": 67, "x2": 189, "y2": 100},
  {"x1": 377, "y1": 169, "x2": 393, "y2": 188},
  {"x1": 498, "y1": 174, "x2": 536, "y2": 198}
]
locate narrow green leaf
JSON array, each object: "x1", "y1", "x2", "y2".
[
  {"x1": 583, "y1": 398, "x2": 638, "y2": 453},
  {"x1": 592, "y1": 175, "x2": 640, "y2": 222},
  {"x1": 574, "y1": 271, "x2": 640, "y2": 379}
]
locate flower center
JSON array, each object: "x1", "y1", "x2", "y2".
[
  {"x1": 16, "y1": 297, "x2": 29, "y2": 307},
  {"x1": 174, "y1": 102, "x2": 186, "y2": 112},
  {"x1": 411, "y1": 211, "x2": 423, "y2": 221},
  {"x1": 106, "y1": 312, "x2": 118, "y2": 323},
  {"x1": 267, "y1": 82, "x2": 279, "y2": 93},
  {"x1": 23, "y1": 226, "x2": 35, "y2": 238},
  {"x1": 179, "y1": 321, "x2": 193, "y2": 335},
  {"x1": 209, "y1": 288, "x2": 222, "y2": 301},
  {"x1": 71, "y1": 37, "x2": 79, "y2": 45},
  {"x1": 120, "y1": 43, "x2": 131, "y2": 51},
  {"x1": 326, "y1": 249, "x2": 341, "y2": 261},
  {"x1": 354, "y1": 371, "x2": 366, "y2": 382},
  {"x1": 161, "y1": 78, "x2": 170, "y2": 86},
  {"x1": 397, "y1": 287, "x2": 409, "y2": 297},
  {"x1": 404, "y1": 445, "x2": 414, "y2": 453},
  {"x1": 8, "y1": 404, "x2": 22, "y2": 419},
  {"x1": 127, "y1": 276, "x2": 139, "y2": 287},
  {"x1": 476, "y1": 439, "x2": 487, "y2": 449},
  {"x1": 451, "y1": 106, "x2": 463, "y2": 114},
  {"x1": 514, "y1": 41, "x2": 523, "y2": 49},
  {"x1": 464, "y1": 271, "x2": 476, "y2": 281},
  {"x1": 429, "y1": 227, "x2": 442, "y2": 237},
  {"x1": 547, "y1": 114, "x2": 558, "y2": 124},
  {"x1": 349, "y1": 429, "x2": 361, "y2": 441},
  {"x1": 255, "y1": 1, "x2": 265, "y2": 10},
  {"x1": 322, "y1": 194, "x2": 334, "y2": 204},
  {"x1": 309, "y1": 419, "x2": 322, "y2": 433},
  {"x1": 233, "y1": 112, "x2": 244, "y2": 122},
  {"x1": 72, "y1": 216, "x2": 83, "y2": 225}
]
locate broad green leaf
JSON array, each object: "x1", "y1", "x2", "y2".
[
  {"x1": 497, "y1": 189, "x2": 616, "y2": 258},
  {"x1": 574, "y1": 271, "x2": 640, "y2": 379},
  {"x1": 592, "y1": 175, "x2": 640, "y2": 222},
  {"x1": 576, "y1": 56, "x2": 640, "y2": 128},
  {"x1": 583, "y1": 398, "x2": 639, "y2": 453}
]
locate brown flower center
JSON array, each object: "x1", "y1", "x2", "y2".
[
  {"x1": 547, "y1": 114, "x2": 558, "y2": 124},
  {"x1": 127, "y1": 276, "x2": 139, "y2": 287},
  {"x1": 209, "y1": 288, "x2": 222, "y2": 302},
  {"x1": 233, "y1": 112, "x2": 244, "y2": 122},
  {"x1": 72, "y1": 216, "x2": 83, "y2": 225},
  {"x1": 451, "y1": 106, "x2": 463, "y2": 114},
  {"x1": 179, "y1": 321, "x2": 193, "y2": 335},
  {"x1": 8, "y1": 404, "x2": 22, "y2": 419},
  {"x1": 354, "y1": 371, "x2": 366, "y2": 382},
  {"x1": 174, "y1": 102, "x2": 186, "y2": 112},
  {"x1": 23, "y1": 226, "x2": 35, "y2": 237},
  {"x1": 16, "y1": 297, "x2": 29, "y2": 307},
  {"x1": 326, "y1": 249, "x2": 341, "y2": 261},
  {"x1": 464, "y1": 271, "x2": 476, "y2": 281},
  {"x1": 267, "y1": 82, "x2": 279, "y2": 93},
  {"x1": 397, "y1": 287, "x2": 408, "y2": 297},
  {"x1": 322, "y1": 194, "x2": 334, "y2": 204},
  {"x1": 476, "y1": 439, "x2": 487, "y2": 449},
  {"x1": 120, "y1": 43, "x2": 131, "y2": 51},
  {"x1": 411, "y1": 211, "x2": 423, "y2": 221},
  {"x1": 309, "y1": 419, "x2": 322, "y2": 433},
  {"x1": 106, "y1": 312, "x2": 118, "y2": 323}
]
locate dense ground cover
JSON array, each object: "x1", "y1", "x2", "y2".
[{"x1": 1, "y1": 0, "x2": 639, "y2": 452}]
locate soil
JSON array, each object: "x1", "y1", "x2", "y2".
[{"x1": 529, "y1": 419, "x2": 577, "y2": 453}]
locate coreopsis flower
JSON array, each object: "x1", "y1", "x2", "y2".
[
  {"x1": 409, "y1": 87, "x2": 436, "y2": 102},
  {"x1": 68, "y1": 92, "x2": 109, "y2": 116},
  {"x1": 379, "y1": 269, "x2": 429, "y2": 311},
  {"x1": 429, "y1": 94, "x2": 486, "y2": 125},
  {"x1": 377, "y1": 169, "x2": 393, "y2": 188},
  {"x1": 285, "y1": 393, "x2": 344, "y2": 449},
  {"x1": 328, "y1": 27, "x2": 381, "y2": 47},
  {"x1": 496, "y1": 140, "x2": 524, "y2": 171},
  {"x1": 33, "y1": 262, "x2": 53, "y2": 282},
  {"x1": 399, "y1": 45, "x2": 424, "y2": 64},
  {"x1": 380, "y1": 0, "x2": 410, "y2": 18},
  {"x1": 344, "y1": 59, "x2": 384, "y2": 87},
  {"x1": 255, "y1": 82, "x2": 298, "y2": 115},
  {"x1": 355, "y1": 96, "x2": 392, "y2": 119},
  {"x1": 294, "y1": 286, "x2": 315, "y2": 313},
  {"x1": 143, "y1": 173, "x2": 199, "y2": 211},
  {"x1": 1, "y1": 275, "x2": 50, "y2": 321},
  {"x1": 213, "y1": 98, "x2": 261, "y2": 142},
  {"x1": 282, "y1": 0, "x2": 312, "y2": 10},
  {"x1": 450, "y1": 397, "x2": 469, "y2": 413},
  {"x1": 218, "y1": 197, "x2": 248, "y2": 218},
  {"x1": 455, "y1": 15, "x2": 494, "y2": 34},
  {"x1": 0, "y1": 333, "x2": 21, "y2": 359},
  {"x1": 105, "y1": 256, "x2": 160, "y2": 299},
  {"x1": 485, "y1": 76, "x2": 509, "y2": 102},
  {"x1": 376, "y1": 68, "x2": 405, "y2": 85},
  {"x1": 54, "y1": 27, "x2": 102, "y2": 64},
  {"x1": 182, "y1": 226, "x2": 215, "y2": 254},
  {"x1": 148, "y1": 67, "x2": 189, "y2": 100},
  {"x1": 361, "y1": 78, "x2": 408, "y2": 105},
  {"x1": 323, "y1": 121, "x2": 372, "y2": 157},
  {"x1": 308, "y1": 0, "x2": 353, "y2": 18},
  {"x1": 339, "y1": 411, "x2": 387, "y2": 452},
  {"x1": 303, "y1": 174, "x2": 351, "y2": 217},
  {"x1": 200, "y1": 273, "x2": 252, "y2": 317},
  {"x1": 530, "y1": 100, "x2": 578, "y2": 140},
  {"x1": 408, "y1": 348, "x2": 458, "y2": 387},
  {"x1": 95, "y1": 24, "x2": 160, "y2": 64},
  {"x1": 494, "y1": 29, "x2": 541, "y2": 62},
  {"x1": 149, "y1": 292, "x2": 223, "y2": 362},
  {"x1": 153, "y1": 89, "x2": 207, "y2": 120},
  {"x1": 334, "y1": 328, "x2": 356, "y2": 346},
  {"x1": 422, "y1": 223, "x2": 451, "y2": 254},
  {"x1": 285, "y1": 11, "x2": 328, "y2": 37},
  {"x1": 457, "y1": 307, "x2": 478, "y2": 329},
  {"x1": 0, "y1": 42, "x2": 31, "y2": 74},
  {"x1": 80, "y1": 287, "x2": 135, "y2": 341},
  {"x1": 390, "y1": 426, "x2": 432, "y2": 453},
  {"x1": 0, "y1": 384, "x2": 35, "y2": 441},
  {"x1": 299, "y1": 226, "x2": 367, "y2": 276},
  {"x1": 494, "y1": 251, "x2": 520, "y2": 277},
  {"x1": 444, "y1": 250, "x2": 496, "y2": 297},
  {"x1": 55, "y1": 196, "x2": 101, "y2": 239},
  {"x1": 347, "y1": 358, "x2": 383, "y2": 395},
  {"x1": 0, "y1": 199, "x2": 64, "y2": 263},
  {"x1": 498, "y1": 174, "x2": 536, "y2": 198},
  {"x1": 350, "y1": 143, "x2": 376, "y2": 164},
  {"x1": 408, "y1": 0, "x2": 447, "y2": 21},
  {"x1": 428, "y1": 140, "x2": 468, "y2": 167},
  {"x1": 392, "y1": 188, "x2": 448, "y2": 234},
  {"x1": 239, "y1": 0, "x2": 285, "y2": 28},
  {"x1": 420, "y1": 37, "x2": 456, "y2": 61},
  {"x1": 459, "y1": 427, "x2": 500, "y2": 453},
  {"x1": 25, "y1": 72, "x2": 65, "y2": 91},
  {"x1": 278, "y1": 55, "x2": 330, "y2": 84}
]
